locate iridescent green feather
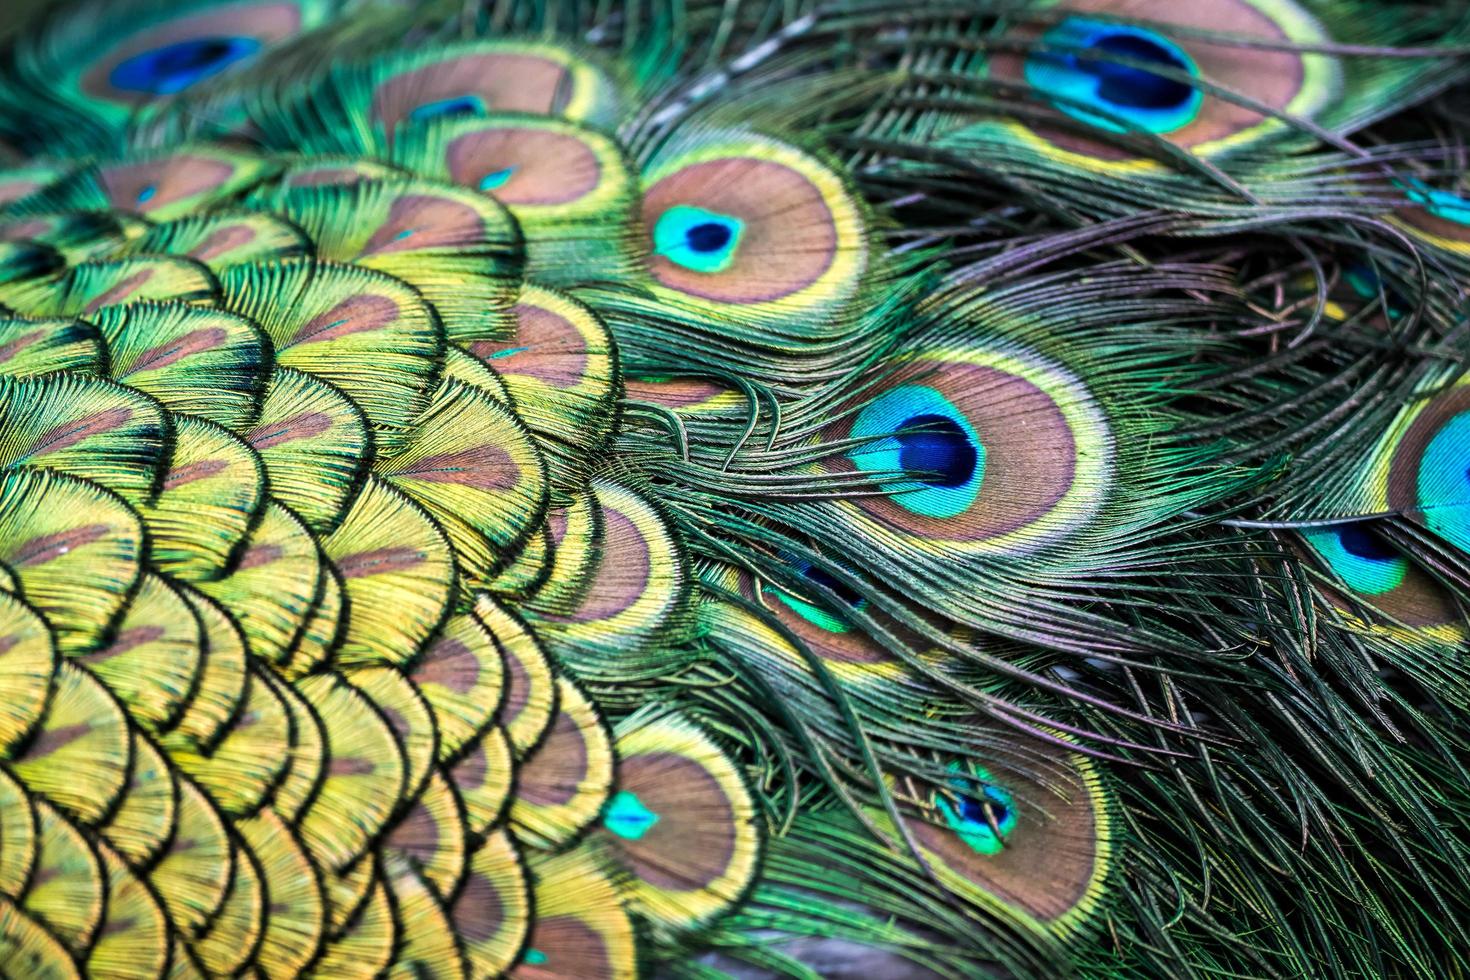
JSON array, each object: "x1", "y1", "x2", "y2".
[{"x1": 0, "y1": 2, "x2": 1466, "y2": 979}]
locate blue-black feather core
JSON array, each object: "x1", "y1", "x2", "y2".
[
  {"x1": 110, "y1": 37, "x2": 262, "y2": 95},
  {"x1": 1025, "y1": 17, "x2": 1203, "y2": 135}
]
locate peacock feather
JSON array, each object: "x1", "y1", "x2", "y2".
[{"x1": 0, "y1": 0, "x2": 1468, "y2": 977}]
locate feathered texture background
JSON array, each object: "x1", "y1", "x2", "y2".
[{"x1": 0, "y1": 0, "x2": 1467, "y2": 977}]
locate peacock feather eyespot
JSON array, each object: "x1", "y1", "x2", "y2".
[
  {"x1": 409, "y1": 94, "x2": 489, "y2": 124},
  {"x1": 1382, "y1": 382, "x2": 1470, "y2": 554},
  {"x1": 99, "y1": 145, "x2": 274, "y2": 220},
  {"x1": 1302, "y1": 524, "x2": 1407, "y2": 596},
  {"x1": 982, "y1": 0, "x2": 1339, "y2": 169},
  {"x1": 477, "y1": 166, "x2": 516, "y2": 192},
  {"x1": 433, "y1": 117, "x2": 620, "y2": 207},
  {"x1": 108, "y1": 36, "x2": 263, "y2": 95},
  {"x1": 1025, "y1": 17, "x2": 1203, "y2": 135},
  {"x1": 50, "y1": 0, "x2": 330, "y2": 126},
  {"x1": 366, "y1": 41, "x2": 625, "y2": 136},
  {"x1": 1298, "y1": 519, "x2": 1466, "y2": 636},
  {"x1": 1412, "y1": 410, "x2": 1470, "y2": 552},
  {"x1": 762, "y1": 559, "x2": 870, "y2": 635},
  {"x1": 935, "y1": 763, "x2": 1019, "y2": 857},
  {"x1": 1393, "y1": 178, "x2": 1470, "y2": 254},
  {"x1": 653, "y1": 205, "x2": 745, "y2": 274},
  {"x1": 600, "y1": 716, "x2": 760, "y2": 931},
  {"x1": 826, "y1": 342, "x2": 1112, "y2": 556},
  {"x1": 847, "y1": 384, "x2": 986, "y2": 520},
  {"x1": 604, "y1": 788, "x2": 660, "y2": 841},
  {"x1": 1408, "y1": 182, "x2": 1470, "y2": 226},
  {"x1": 639, "y1": 129, "x2": 870, "y2": 325},
  {"x1": 881, "y1": 732, "x2": 1113, "y2": 939},
  {"x1": 387, "y1": 113, "x2": 638, "y2": 283},
  {"x1": 722, "y1": 566, "x2": 913, "y2": 681},
  {"x1": 765, "y1": 585, "x2": 851, "y2": 633}
]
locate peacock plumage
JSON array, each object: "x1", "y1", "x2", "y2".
[{"x1": 0, "y1": 0, "x2": 1468, "y2": 976}]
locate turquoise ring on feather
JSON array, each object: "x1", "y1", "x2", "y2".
[
  {"x1": 881, "y1": 732, "x2": 1113, "y2": 938},
  {"x1": 410, "y1": 94, "x2": 489, "y2": 123},
  {"x1": 1301, "y1": 525, "x2": 1407, "y2": 596},
  {"x1": 826, "y1": 344, "x2": 1111, "y2": 556},
  {"x1": 639, "y1": 131, "x2": 870, "y2": 328},
  {"x1": 1387, "y1": 384, "x2": 1470, "y2": 554},
  {"x1": 846, "y1": 385, "x2": 986, "y2": 520},
  {"x1": 1394, "y1": 179, "x2": 1470, "y2": 253},
  {"x1": 985, "y1": 0, "x2": 1338, "y2": 163},
  {"x1": 1025, "y1": 17, "x2": 1202, "y2": 134},
  {"x1": 1415, "y1": 411, "x2": 1470, "y2": 552},
  {"x1": 109, "y1": 36, "x2": 262, "y2": 95},
  {"x1": 1299, "y1": 521, "x2": 1466, "y2": 634},
  {"x1": 604, "y1": 790, "x2": 659, "y2": 841},
  {"x1": 937, "y1": 763, "x2": 1019, "y2": 857},
  {"x1": 1405, "y1": 181, "x2": 1470, "y2": 226},
  {"x1": 733, "y1": 570, "x2": 911, "y2": 680},
  {"x1": 76, "y1": 1, "x2": 322, "y2": 115},
  {"x1": 763, "y1": 559, "x2": 870, "y2": 635},
  {"x1": 654, "y1": 206, "x2": 745, "y2": 275}
]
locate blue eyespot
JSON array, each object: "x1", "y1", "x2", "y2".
[
  {"x1": 1342, "y1": 263, "x2": 1380, "y2": 300},
  {"x1": 763, "y1": 561, "x2": 867, "y2": 634},
  {"x1": 1417, "y1": 411, "x2": 1470, "y2": 551},
  {"x1": 1302, "y1": 523, "x2": 1406, "y2": 596},
  {"x1": 1025, "y1": 17, "x2": 1203, "y2": 135},
  {"x1": 1338, "y1": 524, "x2": 1397, "y2": 562},
  {"x1": 477, "y1": 167, "x2": 517, "y2": 192},
  {"x1": 409, "y1": 94, "x2": 488, "y2": 123},
  {"x1": 687, "y1": 222, "x2": 732, "y2": 252},
  {"x1": 109, "y1": 37, "x2": 262, "y2": 95},
  {"x1": 801, "y1": 563, "x2": 866, "y2": 609},
  {"x1": 957, "y1": 788, "x2": 1012, "y2": 827},
  {"x1": 1404, "y1": 178, "x2": 1470, "y2": 226},
  {"x1": 766, "y1": 586, "x2": 849, "y2": 633},
  {"x1": 136, "y1": 184, "x2": 157, "y2": 205},
  {"x1": 937, "y1": 764, "x2": 1017, "y2": 856},
  {"x1": 896, "y1": 414, "x2": 978, "y2": 489},
  {"x1": 654, "y1": 206, "x2": 744, "y2": 274},
  {"x1": 604, "y1": 791, "x2": 659, "y2": 841},
  {"x1": 1339, "y1": 262, "x2": 1406, "y2": 321},
  {"x1": 848, "y1": 386, "x2": 984, "y2": 519}
]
